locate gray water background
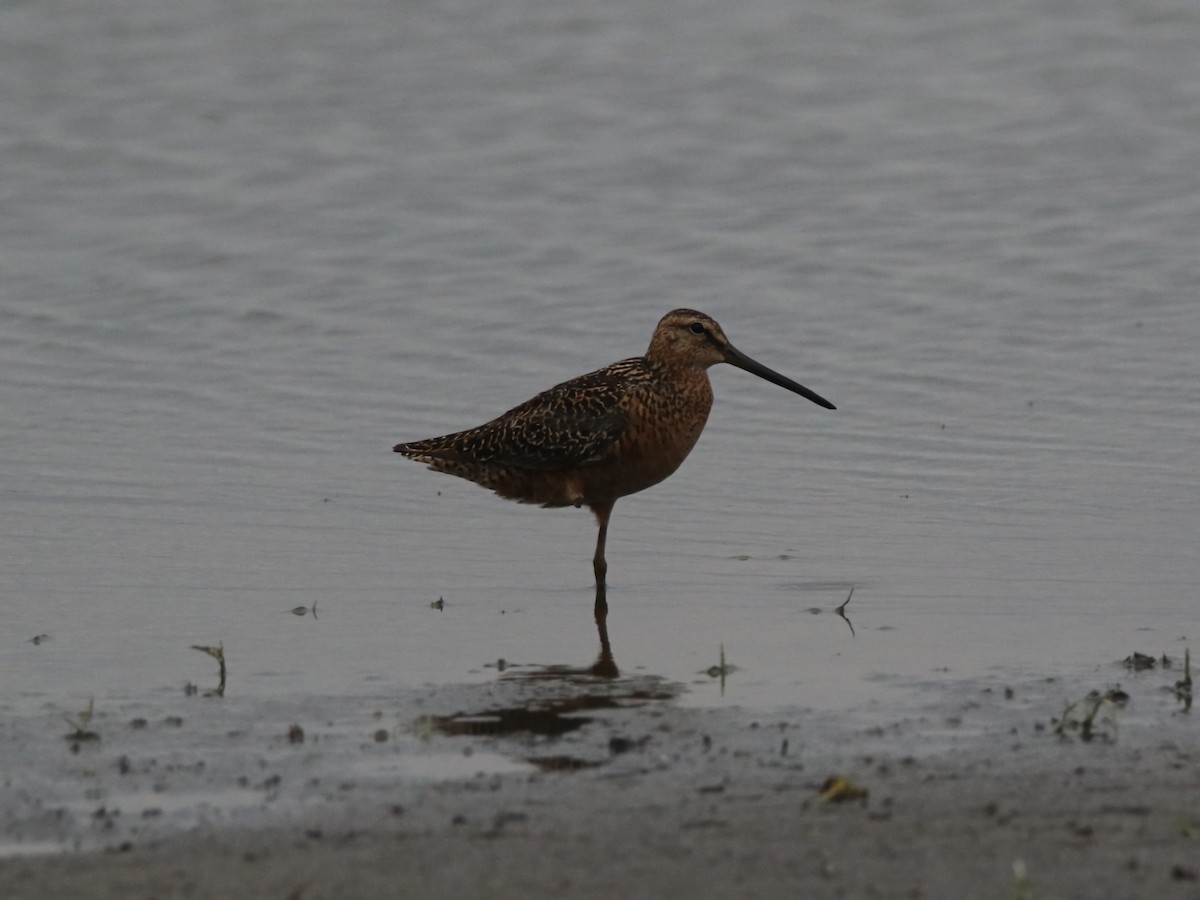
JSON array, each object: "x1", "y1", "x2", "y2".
[{"x1": 4, "y1": 0, "x2": 1198, "y2": 714}]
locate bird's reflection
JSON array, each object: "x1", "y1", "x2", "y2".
[
  {"x1": 526, "y1": 581, "x2": 855, "y2": 684},
  {"x1": 499, "y1": 591, "x2": 619, "y2": 682},
  {"x1": 421, "y1": 596, "x2": 676, "y2": 774},
  {"x1": 592, "y1": 585, "x2": 617, "y2": 677}
]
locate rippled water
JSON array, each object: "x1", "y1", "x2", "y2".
[{"x1": 4, "y1": 0, "x2": 1198, "y2": 717}]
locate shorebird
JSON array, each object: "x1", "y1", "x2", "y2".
[{"x1": 393, "y1": 309, "x2": 835, "y2": 618}]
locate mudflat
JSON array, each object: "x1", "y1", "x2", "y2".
[{"x1": 2, "y1": 665, "x2": 1195, "y2": 900}]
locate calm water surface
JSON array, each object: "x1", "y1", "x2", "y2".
[{"x1": 3, "y1": 0, "x2": 1198, "y2": 716}]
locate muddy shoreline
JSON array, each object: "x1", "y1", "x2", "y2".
[{"x1": 2, "y1": 664, "x2": 1195, "y2": 899}]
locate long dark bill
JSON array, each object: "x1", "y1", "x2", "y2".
[{"x1": 724, "y1": 345, "x2": 836, "y2": 410}]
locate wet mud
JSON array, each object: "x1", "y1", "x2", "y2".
[{"x1": 1, "y1": 649, "x2": 1195, "y2": 899}]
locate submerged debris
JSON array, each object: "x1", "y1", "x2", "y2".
[
  {"x1": 1175, "y1": 648, "x2": 1193, "y2": 712},
  {"x1": 1055, "y1": 689, "x2": 1125, "y2": 742},
  {"x1": 525, "y1": 756, "x2": 602, "y2": 772},
  {"x1": 705, "y1": 644, "x2": 737, "y2": 696},
  {"x1": 1124, "y1": 652, "x2": 1156, "y2": 672},
  {"x1": 1120, "y1": 647, "x2": 1191, "y2": 712},
  {"x1": 705, "y1": 644, "x2": 736, "y2": 678},
  {"x1": 818, "y1": 775, "x2": 869, "y2": 803},
  {"x1": 191, "y1": 643, "x2": 227, "y2": 697}
]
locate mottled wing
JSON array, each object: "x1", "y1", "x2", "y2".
[{"x1": 395, "y1": 359, "x2": 645, "y2": 471}]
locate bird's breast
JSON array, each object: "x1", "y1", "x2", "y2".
[{"x1": 578, "y1": 370, "x2": 713, "y2": 502}]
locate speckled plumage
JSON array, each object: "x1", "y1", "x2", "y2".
[
  {"x1": 394, "y1": 353, "x2": 711, "y2": 509},
  {"x1": 393, "y1": 309, "x2": 835, "y2": 614}
]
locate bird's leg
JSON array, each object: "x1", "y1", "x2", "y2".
[
  {"x1": 594, "y1": 578, "x2": 608, "y2": 623},
  {"x1": 591, "y1": 501, "x2": 613, "y2": 585},
  {"x1": 590, "y1": 501, "x2": 615, "y2": 621}
]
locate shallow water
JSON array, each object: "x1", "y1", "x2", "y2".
[{"x1": 3, "y1": 0, "x2": 1198, "y2": 727}]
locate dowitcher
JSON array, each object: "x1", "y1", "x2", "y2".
[{"x1": 393, "y1": 309, "x2": 835, "y2": 617}]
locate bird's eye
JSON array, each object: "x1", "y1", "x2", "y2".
[{"x1": 689, "y1": 322, "x2": 706, "y2": 335}]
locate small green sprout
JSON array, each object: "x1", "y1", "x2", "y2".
[{"x1": 64, "y1": 697, "x2": 100, "y2": 743}]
